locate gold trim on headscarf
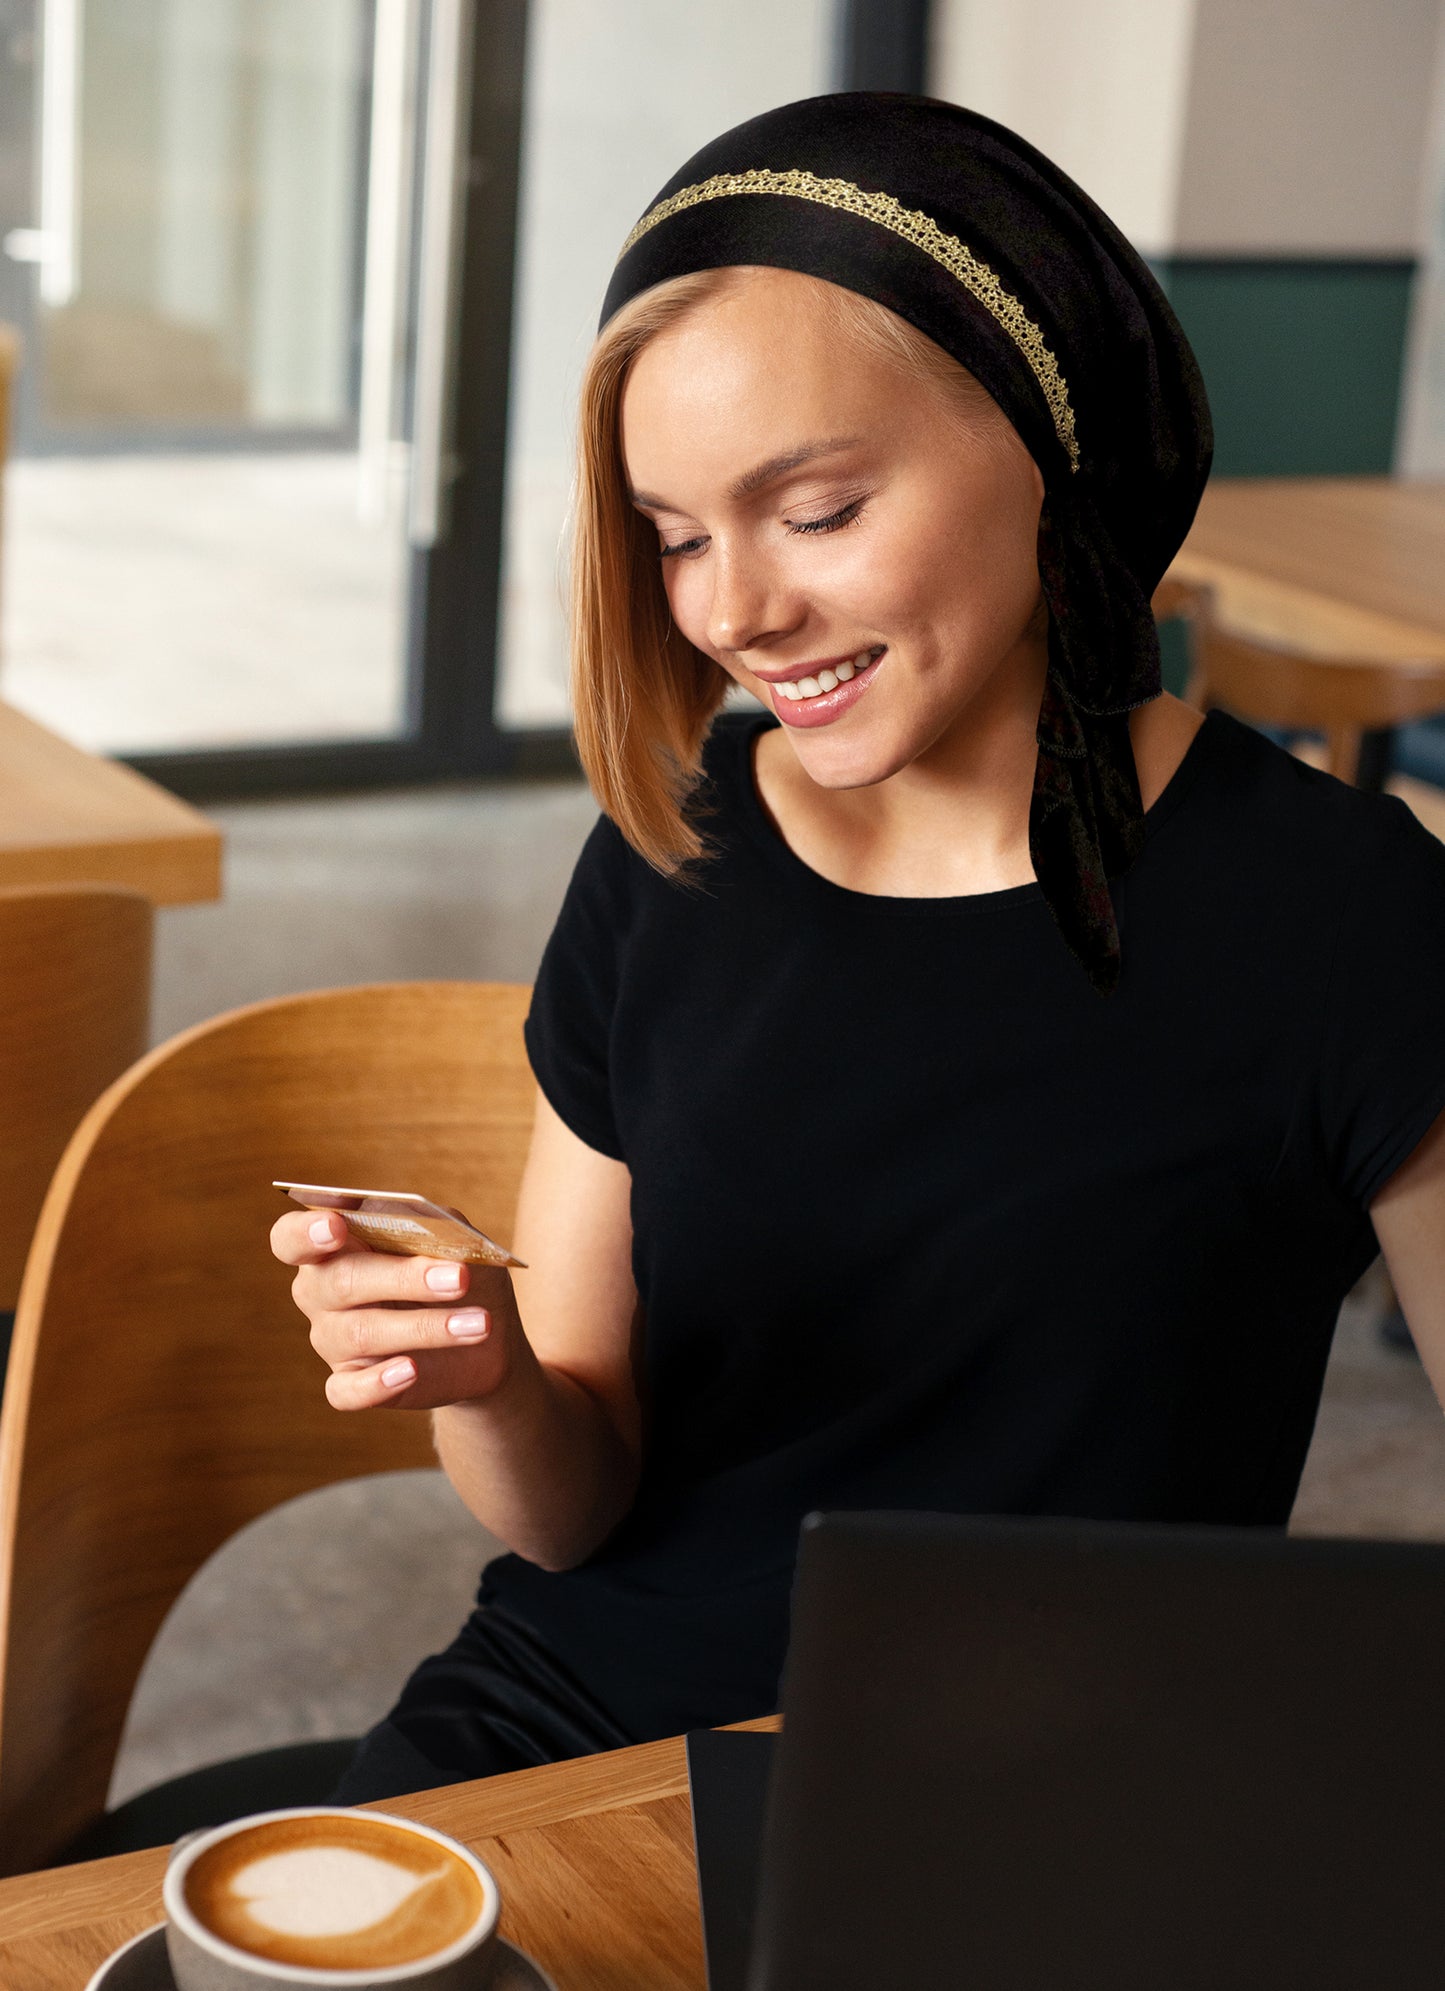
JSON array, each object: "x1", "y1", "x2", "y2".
[{"x1": 618, "y1": 167, "x2": 1080, "y2": 472}]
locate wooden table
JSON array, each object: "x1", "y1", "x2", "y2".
[
  {"x1": 0, "y1": 1722, "x2": 781, "y2": 1990},
  {"x1": 1170, "y1": 477, "x2": 1445, "y2": 665},
  {"x1": 0, "y1": 699, "x2": 221, "y2": 904},
  {"x1": 1169, "y1": 477, "x2": 1445, "y2": 801}
]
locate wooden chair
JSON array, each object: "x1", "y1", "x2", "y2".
[
  {"x1": 0, "y1": 980, "x2": 534, "y2": 1875},
  {"x1": 0, "y1": 886, "x2": 153, "y2": 1312},
  {"x1": 1152, "y1": 575, "x2": 1213, "y2": 707},
  {"x1": 1151, "y1": 576, "x2": 1212, "y2": 630}
]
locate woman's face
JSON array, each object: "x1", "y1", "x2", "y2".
[{"x1": 620, "y1": 267, "x2": 1047, "y2": 791}]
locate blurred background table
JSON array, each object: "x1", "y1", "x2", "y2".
[
  {"x1": 1171, "y1": 478, "x2": 1445, "y2": 666},
  {"x1": 0, "y1": 699, "x2": 221, "y2": 905},
  {"x1": 1168, "y1": 478, "x2": 1445, "y2": 801},
  {"x1": 0, "y1": 1723, "x2": 789, "y2": 1989}
]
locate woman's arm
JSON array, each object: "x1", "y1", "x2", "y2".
[
  {"x1": 431, "y1": 1091, "x2": 642, "y2": 1569},
  {"x1": 1369, "y1": 1101, "x2": 1445, "y2": 1409},
  {"x1": 273, "y1": 1090, "x2": 642, "y2": 1573}
]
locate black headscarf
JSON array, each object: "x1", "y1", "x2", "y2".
[{"x1": 600, "y1": 92, "x2": 1212, "y2": 996}]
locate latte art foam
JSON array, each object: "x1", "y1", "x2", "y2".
[
  {"x1": 230, "y1": 1847, "x2": 431, "y2": 1938},
  {"x1": 183, "y1": 1814, "x2": 487, "y2": 1971}
]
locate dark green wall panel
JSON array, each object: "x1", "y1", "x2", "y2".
[
  {"x1": 1153, "y1": 258, "x2": 1415, "y2": 477},
  {"x1": 1157, "y1": 618, "x2": 1193, "y2": 699}
]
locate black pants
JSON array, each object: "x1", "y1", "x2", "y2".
[{"x1": 330, "y1": 1600, "x2": 634, "y2": 1803}]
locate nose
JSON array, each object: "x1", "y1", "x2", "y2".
[{"x1": 705, "y1": 542, "x2": 797, "y2": 658}]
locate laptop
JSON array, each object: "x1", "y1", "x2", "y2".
[{"x1": 689, "y1": 1511, "x2": 1445, "y2": 1990}]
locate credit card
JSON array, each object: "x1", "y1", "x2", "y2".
[{"x1": 274, "y1": 1181, "x2": 526, "y2": 1266}]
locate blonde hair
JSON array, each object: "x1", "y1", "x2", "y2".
[{"x1": 569, "y1": 266, "x2": 1013, "y2": 874}]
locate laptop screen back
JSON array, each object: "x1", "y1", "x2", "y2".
[{"x1": 747, "y1": 1512, "x2": 1445, "y2": 1991}]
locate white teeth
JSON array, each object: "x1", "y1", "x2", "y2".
[{"x1": 777, "y1": 654, "x2": 880, "y2": 702}]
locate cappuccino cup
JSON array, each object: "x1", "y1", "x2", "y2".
[{"x1": 163, "y1": 1808, "x2": 500, "y2": 1991}]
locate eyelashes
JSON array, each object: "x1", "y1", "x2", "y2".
[
  {"x1": 658, "y1": 496, "x2": 870, "y2": 560},
  {"x1": 787, "y1": 496, "x2": 867, "y2": 537}
]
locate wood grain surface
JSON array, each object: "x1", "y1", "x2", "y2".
[
  {"x1": 0, "y1": 700, "x2": 221, "y2": 906},
  {"x1": 0, "y1": 1719, "x2": 781, "y2": 1990},
  {"x1": 0, "y1": 982, "x2": 535, "y2": 1873},
  {"x1": 1170, "y1": 478, "x2": 1445, "y2": 664}
]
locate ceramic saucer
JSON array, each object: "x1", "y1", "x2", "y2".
[{"x1": 85, "y1": 1923, "x2": 557, "y2": 1991}]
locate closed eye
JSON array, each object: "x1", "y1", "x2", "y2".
[
  {"x1": 658, "y1": 531, "x2": 708, "y2": 559},
  {"x1": 788, "y1": 497, "x2": 868, "y2": 536},
  {"x1": 657, "y1": 494, "x2": 869, "y2": 560}
]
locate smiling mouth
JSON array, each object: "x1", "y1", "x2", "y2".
[{"x1": 770, "y1": 646, "x2": 886, "y2": 702}]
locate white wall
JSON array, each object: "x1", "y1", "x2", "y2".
[
  {"x1": 931, "y1": 0, "x2": 1444, "y2": 258},
  {"x1": 930, "y1": 0, "x2": 1197, "y2": 255},
  {"x1": 1175, "y1": 0, "x2": 1441, "y2": 255}
]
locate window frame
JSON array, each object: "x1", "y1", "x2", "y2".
[{"x1": 120, "y1": 0, "x2": 931, "y2": 800}]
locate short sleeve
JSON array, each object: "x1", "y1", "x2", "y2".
[
  {"x1": 1317, "y1": 799, "x2": 1445, "y2": 1209},
  {"x1": 523, "y1": 816, "x2": 633, "y2": 1161}
]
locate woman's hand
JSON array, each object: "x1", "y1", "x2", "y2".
[
  {"x1": 267, "y1": 1100, "x2": 640, "y2": 1570},
  {"x1": 270, "y1": 1208, "x2": 523, "y2": 1412}
]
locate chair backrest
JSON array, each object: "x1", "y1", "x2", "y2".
[
  {"x1": 0, "y1": 885, "x2": 152, "y2": 1309},
  {"x1": 1151, "y1": 576, "x2": 1213, "y2": 626},
  {"x1": 1192, "y1": 615, "x2": 1445, "y2": 785},
  {"x1": 1151, "y1": 577, "x2": 1214, "y2": 706},
  {"x1": 0, "y1": 980, "x2": 533, "y2": 1873}
]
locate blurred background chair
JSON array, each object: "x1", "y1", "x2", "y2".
[
  {"x1": 1151, "y1": 575, "x2": 1211, "y2": 706},
  {"x1": 1155, "y1": 574, "x2": 1445, "y2": 787},
  {"x1": 0, "y1": 885, "x2": 152, "y2": 1355},
  {"x1": 0, "y1": 979, "x2": 533, "y2": 1875},
  {"x1": 1190, "y1": 616, "x2": 1445, "y2": 789}
]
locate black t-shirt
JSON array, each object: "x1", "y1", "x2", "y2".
[{"x1": 485, "y1": 708, "x2": 1445, "y2": 1740}]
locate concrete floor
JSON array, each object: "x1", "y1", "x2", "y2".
[
  {"x1": 104, "y1": 770, "x2": 1445, "y2": 1807},
  {"x1": 150, "y1": 774, "x2": 600, "y2": 1043}
]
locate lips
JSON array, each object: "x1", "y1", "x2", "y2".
[{"x1": 765, "y1": 647, "x2": 886, "y2": 729}]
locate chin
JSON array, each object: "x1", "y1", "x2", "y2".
[{"x1": 783, "y1": 719, "x2": 919, "y2": 791}]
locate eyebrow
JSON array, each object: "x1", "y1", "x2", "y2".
[{"x1": 629, "y1": 434, "x2": 865, "y2": 512}]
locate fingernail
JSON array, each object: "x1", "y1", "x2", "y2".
[
  {"x1": 424, "y1": 1263, "x2": 464, "y2": 1294},
  {"x1": 447, "y1": 1309, "x2": 489, "y2": 1339},
  {"x1": 380, "y1": 1359, "x2": 415, "y2": 1388},
  {"x1": 309, "y1": 1216, "x2": 337, "y2": 1246}
]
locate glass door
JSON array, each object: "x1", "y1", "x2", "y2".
[{"x1": 0, "y1": 0, "x2": 530, "y2": 789}]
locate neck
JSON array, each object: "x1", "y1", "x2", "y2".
[
  {"x1": 752, "y1": 638, "x2": 1197, "y2": 903},
  {"x1": 859, "y1": 634, "x2": 1049, "y2": 891}
]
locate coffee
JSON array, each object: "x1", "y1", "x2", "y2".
[{"x1": 182, "y1": 1812, "x2": 487, "y2": 1972}]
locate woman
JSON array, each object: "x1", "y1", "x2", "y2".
[{"x1": 273, "y1": 94, "x2": 1445, "y2": 1801}]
